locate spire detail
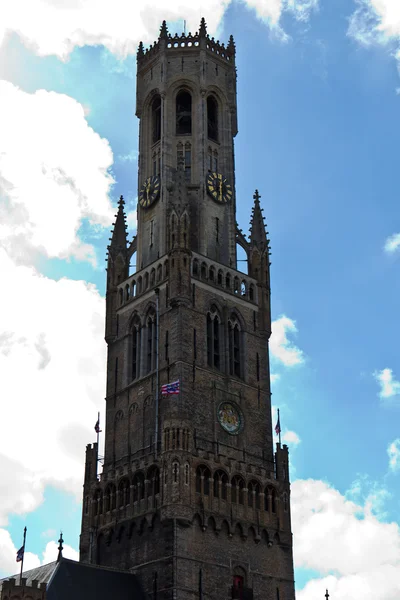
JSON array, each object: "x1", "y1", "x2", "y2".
[
  {"x1": 57, "y1": 532, "x2": 64, "y2": 562},
  {"x1": 109, "y1": 195, "x2": 128, "y2": 250},
  {"x1": 249, "y1": 189, "x2": 268, "y2": 249},
  {"x1": 159, "y1": 20, "x2": 169, "y2": 40},
  {"x1": 199, "y1": 17, "x2": 207, "y2": 37}
]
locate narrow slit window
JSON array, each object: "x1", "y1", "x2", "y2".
[
  {"x1": 152, "y1": 96, "x2": 161, "y2": 143},
  {"x1": 176, "y1": 91, "x2": 192, "y2": 135},
  {"x1": 207, "y1": 96, "x2": 218, "y2": 141}
]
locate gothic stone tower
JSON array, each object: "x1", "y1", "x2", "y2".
[{"x1": 80, "y1": 19, "x2": 295, "y2": 600}]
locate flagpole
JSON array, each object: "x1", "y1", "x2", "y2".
[
  {"x1": 97, "y1": 411, "x2": 100, "y2": 448},
  {"x1": 19, "y1": 527, "x2": 27, "y2": 586},
  {"x1": 278, "y1": 408, "x2": 281, "y2": 446},
  {"x1": 154, "y1": 288, "x2": 160, "y2": 458}
]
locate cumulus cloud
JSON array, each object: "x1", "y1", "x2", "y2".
[
  {"x1": 293, "y1": 478, "x2": 400, "y2": 599},
  {"x1": 374, "y1": 368, "x2": 400, "y2": 399},
  {"x1": 0, "y1": 248, "x2": 106, "y2": 526},
  {"x1": 387, "y1": 439, "x2": 400, "y2": 472},
  {"x1": 42, "y1": 540, "x2": 79, "y2": 564},
  {"x1": 270, "y1": 315, "x2": 304, "y2": 366},
  {"x1": 0, "y1": 81, "x2": 114, "y2": 266},
  {"x1": 384, "y1": 233, "x2": 400, "y2": 254},
  {"x1": 282, "y1": 429, "x2": 301, "y2": 446},
  {"x1": 0, "y1": 0, "x2": 319, "y2": 60}
]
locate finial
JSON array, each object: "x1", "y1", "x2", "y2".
[
  {"x1": 199, "y1": 17, "x2": 207, "y2": 36},
  {"x1": 253, "y1": 189, "x2": 261, "y2": 203},
  {"x1": 137, "y1": 41, "x2": 144, "y2": 57},
  {"x1": 118, "y1": 194, "x2": 125, "y2": 208},
  {"x1": 325, "y1": 591, "x2": 329, "y2": 600},
  {"x1": 57, "y1": 532, "x2": 64, "y2": 562},
  {"x1": 228, "y1": 34, "x2": 236, "y2": 54},
  {"x1": 159, "y1": 20, "x2": 169, "y2": 39}
]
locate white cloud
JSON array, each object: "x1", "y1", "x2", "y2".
[
  {"x1": 0, "y1": 81, "x2": 114, "y2": 266},
  {"x1": 0, "y1": 247, "x2": 106, "y2": 525},
  {"x1": 293, "y1": 478, "x2": 400, "y2": 599},
  {"x1": 387, "y1": 439, "x2": 400, "y2": 472},
  {"x1": 0, "y1": 0, "x2": 319, "y2": 61},
  {"x1": 42, "y1": 540, "x2": 79, "y2": 564},
  {"x1": 374, "y1": 368, "x2": 400, "y2": 399},
  {"x1": 282, "y1": 429, "x2": 301, "y2": 446},
  {"x1": 384, "y1": 233, "x2": 400, "y2": 254},
  {"x1": 270, "y1": 315, "x2": 304, "y2": 366}
]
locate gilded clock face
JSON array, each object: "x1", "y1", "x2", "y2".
[
  {"x1": 206, "y1": 172, "x2": 233, "y2": 204},
  {"x1": 139, "y1": 175, "x2": 160, "y2": 208},
  {"x1": 217, "y1": 402, "x2": 244, "y2": 435}
]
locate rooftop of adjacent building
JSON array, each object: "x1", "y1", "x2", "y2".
[{"x1": 0, "y1": 559, "x2": 146, "y2": 600}]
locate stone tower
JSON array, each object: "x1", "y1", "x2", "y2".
[{"x1": 80, "y1": 18, "x2": 295, "y2": 600}]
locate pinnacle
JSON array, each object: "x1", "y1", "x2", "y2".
[
  {"x1": 159, "y1": 20, "x2": 169, "y2": 39},
  {"x1": 199, "y1": 17, "x2": 207, "y2": 36},
  {"x1": 110, "y1": 195, "x2": 128, "y2": 249},
  {"x1": 249, "y1": 189, "x2": 268, "y2": 248}
]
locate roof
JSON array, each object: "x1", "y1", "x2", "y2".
[
  {"x1": 0, "y1": 561, "x2": 57, "y2": 592},
  {"x1": 47, "y1": 559, "x2": 146, "y2": 600}
]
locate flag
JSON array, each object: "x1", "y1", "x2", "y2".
[
  {"x1": 94, "y1": 419, "x2": 102, "y2": 434},
  {"x1": 161, "y1": 380, "x2": 180, "y2": 395},
  {"x1": 274, "y1": 415, "x2": 281, "y2": 435},
  {"x1": 16, "y1": 546, "x2": 24, "y2": 563}
]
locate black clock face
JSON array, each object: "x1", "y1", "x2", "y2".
[
  {"x1": 139, "y1": 176, "x2": 160, "y2": 208},
  {"x1": 206, "y1": 172, "x2": 233, "y2": 204}
]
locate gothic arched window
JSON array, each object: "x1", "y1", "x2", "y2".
[
  {"x1": 176, "y1": 90, "x2": 192, "y2": 135},
  {"x1": 228, "y1": 316, "x2": 242, "y2": 378},
  {"x1": 147, "y1": 465, "x2": 160, "y2": 499},
  {"x1": 196, "y1": 465, "x2": 211, "y2": 496},
  {"x1": 207, "y1": 310, "x2": 221, "y2": 370},
  {"x1": 213, "y1": 470, "x2": 228, "y2": 500},
  {"x1": 207, "y1": 95, "x2": 218, "y2": 142},
  {"x1": 131, "y1": 317, "x2": 141, "y2": 381},
  {"x1": 133, "y1": 472, "x2": 145, "y2": 502},
  {"x1": 247, "y1": 480, "x2": 261, "y2": 509},
  {"x1": 118, "y1": 478, "x2": 130, "y2": 508},
  {"x1": 231, "y1": 475, "x2": 245, "y2": 505},
  {"x1": 146, "y1": 310, "x2": 157, "y2": 374},
  {"x1": 152, "y1": 95, "x2": 161, "y2": 144}
]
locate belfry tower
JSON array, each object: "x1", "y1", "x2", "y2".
[{"x1": 80, "y1": 19, "x2": 295, "y2": 600}]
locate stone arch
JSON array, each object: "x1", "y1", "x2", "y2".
[
  {"x1": 193, "y1": 513, "x2": 203, "y2": 529},
  {"x1": 213, "y1": 469, "x2": 228, "y2": 500},
  {"x1": 132, "y1": 471, "x2": 145, "y2": 502},
  {"x1": 231, "y1": 475, "x2": 245, "y2": 505},
  {"x1": 234, "y1": 522, "x2": 244, "y2": 538},
  {"x1": 118, "y1": 477, "x2": 130, "y2": 508},
  {"x1": 221, "y1": 519, "x2": 230, "y2": 536},
  {"x1": 247, "y1": 479, "x2": 261, "y2": 510},
  {"x1": 207, "y1": 516, "x2": 217, "y2": 532},
  {"x1": 196, "y1": 464, "x2": 211, "y2": 496}
]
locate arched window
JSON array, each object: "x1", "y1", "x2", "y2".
[
  {"x1": 249, "y1": 284, "x2": 255, "y2": 302},
  {"x1": 119, "y1": 288, "x2": 123, "y2": 306},
  {"x1": 207, "y1": 310, "x2": 220, "y2": 370},
  {"x1": 173, "y1": 461, "x2": 179, "y2": 484},
  {"x1": 93, "y1": 489, "x2": 103, "y2": 516},
  {"x1": 271, "y1": 488, "x2": 277, "y2": 513},
  {"x1": 196, "y1": 465, "x2": 211, "y2": 496},
  {"x1": 231, "y1": 475, "x2": 245, "y2": 505},
  {"x1": 207, "y1": 95, "x2": 218, "y2": 141},
  {"x1": 152, "y1": 95, "x2": 161, "y2": 143},
  {"x1": 217, "y1": 270, "x2": 223, "y2": 285},
  {"x1": 148, "y1": 466, "x2": 160, "y2": 499},
  {"x1": 104, "y1": 484, "x2": 116, "y2": 512},
  {"x1": 133, "y1": 472, "x2": 145, "y2": 502},
  {"x1": 228, "y1": 317, "x2": 242, "y2": 378},
  {"x1": 192, "y1": 259, "x2": 199, "y2": 276},
  {"x1": 146, "y1": 311, "x2": 157, "y2": 374},
  {"x1": 201, "y1": 262, "x2": 207, "y2": 279},
  {"x1": 176, "y1": 90, "x2": 192, "y2": 135},
  {"x1": 131, "y1": 317, "x2": 141, "y2": 381},
  {"x1": 225, "y1": 272, "x2": 231, "y2": 290},
  {"x1": 247, "y1": 480, "x2": 261, "y2": 509},
  {"x1": 184, "y1": 463, "x2": 190, "y2": 485},
  {"x1": 118, "y1": 479, "x2": 130, "y2": 508},
  {"x1": 213, "y1": 470, "x2": 228, "y2": 500}
]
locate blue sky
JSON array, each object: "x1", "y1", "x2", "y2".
[{"x1": 1, "y1": 0, "x2": 400, "y2": 597}]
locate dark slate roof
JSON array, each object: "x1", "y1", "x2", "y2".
[
  {"x1": 47, "y1": 559, "x2": 146, "y2": 600},
  {"x1": 0, "y1": 561, "x2": 57, "y2": 592}
]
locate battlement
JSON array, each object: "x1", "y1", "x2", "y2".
[
  {"x1": 137, "y1": 19, "x2": 235, "y2": 69},
  {"x1": 1, "y1": 577, "x2": 47, "y2": 600}
]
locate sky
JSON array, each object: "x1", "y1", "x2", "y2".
[{"x1": 0, "y1": 0, "x2": 400, "y2": 597}]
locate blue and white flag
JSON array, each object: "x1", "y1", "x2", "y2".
[{"x1": 16, "y1": 546, "x2": 24, "y2": 563}]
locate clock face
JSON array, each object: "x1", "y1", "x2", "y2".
[
  {"x1": 139, "y1": 175, "x2": 160, "y2": 208},
  {"x1": 206, "y1": 172, "x2": 233, "y2": 204},
  {"x1": 217, "y1": 402, "x2": 244, "y2": 435}
]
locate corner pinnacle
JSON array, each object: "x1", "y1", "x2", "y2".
[
  {"x1": 159, "y1": 20, "x2": 169, "y2": 40},
  {"x1": 250, "y1": 189, "x2": 268, "y2": 247},
  {"x1": 110, "y1": 195, "x2": 128, "y2": 249},
  {"x1": 199, "y1": 17, "x2": 207, "y2": 36}
]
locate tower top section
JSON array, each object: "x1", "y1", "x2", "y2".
[{"x1": 137, "y1": 18, "x2": 236, "y2": 71}]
